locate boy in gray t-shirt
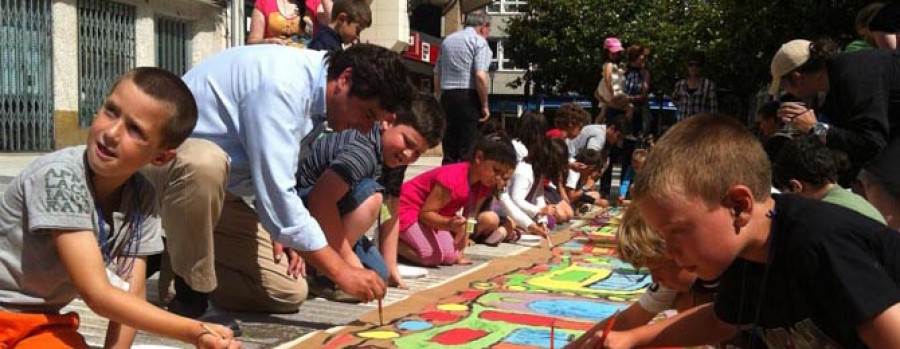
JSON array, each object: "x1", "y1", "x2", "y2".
[{"x1": 0, "y1": 68, "x2": 238, "y2": 348}]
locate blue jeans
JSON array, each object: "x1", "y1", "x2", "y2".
[{"x1": 298, "y1": 178, "x2": 388, "y2": 281}]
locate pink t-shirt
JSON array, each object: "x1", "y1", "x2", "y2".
[{"x1": 399, "y1": 162, "x2": 492, "y2": 232}]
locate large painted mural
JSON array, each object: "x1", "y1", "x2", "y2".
[{"x1": 318, "y1": 208, "x2": 648, "y2": 349}]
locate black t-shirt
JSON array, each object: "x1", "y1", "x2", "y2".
[{"x1": 715, "y1": 194, "x2": 900, "y2": 349}]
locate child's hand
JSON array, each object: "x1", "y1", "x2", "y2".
[
  {"x1": 566, "y1": 329, "x2": 634, "y2": 349},
  {"x1": 539, "y1": 204, "x2": 557, "y2": 217},
  {"x1": 526, "y1": 223, "x2": 549, "y2": 237},
  {"x1": 448, "y1": 215, "x2": 467, "y2": 236},
  {"x1": 387, "y1": 268, "x2": 409, "y2": 290},
  {"x1": 194, "y1": 323, "x2": 240, "y2": 349}
]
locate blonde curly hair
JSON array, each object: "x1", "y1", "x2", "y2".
[{"x1": 616, "y1": 205, "x2": 666, "y2": 267}]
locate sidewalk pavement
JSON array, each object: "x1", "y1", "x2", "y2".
[
  {"x1": 0, "y1": 153, "x2": 620, "y2": 348},
  {"x1": 0, "y1": 153, "x2": 42, "y2": 192}
]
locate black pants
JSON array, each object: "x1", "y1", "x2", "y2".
[{"x1": 440, "y1": 89, "x2": 482, "y2": 164}]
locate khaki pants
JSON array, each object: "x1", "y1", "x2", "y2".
[
  {"x1": 142, "y1": 138, "x2": 306, "y2": 312},
  {"x1": 212, "y1": 194, "x2": 308, "y2": 313},
  {"x1": 141, "y1": 138, "x2": 228, "y2": 293}
]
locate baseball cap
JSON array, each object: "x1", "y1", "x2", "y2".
[
  {"x1": 769, "y1": 39, "x2": 812, "y2": 96},
  {"x1": 604, "y1": 37, "x2": 624, "y2": 53}
]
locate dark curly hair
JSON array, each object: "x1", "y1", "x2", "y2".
[
  {"x1": 795, "y1": 38, "x2": 838, "y2": 75},
  {"x1": 327, "y1": 44, "x2": 413, "y2": 113},
  {"x1": 772, "y1": 134, "x2": 849, "y2": 191},
  {"x1": 394, "y1": 93, "x2": 445, "y2": 148},
  {"x1": 553, "y1": 103, "x2": 589, "y2": 127}
]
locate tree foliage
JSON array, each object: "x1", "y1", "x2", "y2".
[{"x1": 504, "y1": 0, "x2": 872, "y2": 112}]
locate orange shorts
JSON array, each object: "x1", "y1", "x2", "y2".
[{"x1": 0, "y1": 310, "x2": 87, "y2": 349}]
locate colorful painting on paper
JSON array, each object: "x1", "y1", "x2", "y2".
[{"x1": 320, "y1": 208, "x2": 647, "y2": 348}]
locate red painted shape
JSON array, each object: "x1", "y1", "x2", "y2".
[
  {"x1": 479, "y1": 311, "x2": 593, "y2": 331},
  {"x1": 321, "y1": 333, "x2": 357, "y2": 349},
  {"x1": 420, "y1": 311, "x2": 462, "y2": 322},
  {"x1": 459, "y1": 289, "x2": 484, "y2": 300},
  {"x1": 431, "y1": 328, "x2": 489, "y2": 345}
]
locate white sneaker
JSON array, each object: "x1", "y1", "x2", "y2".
[{"x1": 398, "y1": 264, "x2": 428, "y2": 279}]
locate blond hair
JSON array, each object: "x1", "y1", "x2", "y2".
[
  {"x1": 631, "y1": 114, "x2": 771, "y2": 207},
  {"x1": 616, "y1": 205, "x2": 666, "y2": 267},
  {"x1": 631, "y1": 148, "x2": 648, "y2": 169}
]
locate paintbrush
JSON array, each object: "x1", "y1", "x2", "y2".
[
  {"x1": 597, "y1": 310, "x2": 621, "y2": 349},
  {"x1": 378, "y1": 298, "x2": 384, "y2": 326},
  {"x1": 550, "y1": 319, "x2": 555, "y2": 349},
  {"x1": 200, "y1": 323, "x2": 226, "y2": 341}
]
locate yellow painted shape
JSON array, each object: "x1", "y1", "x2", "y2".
[
  {"x1": 437, "y1": 303, "x2": 468, "y2": 311},
  {"x1": 526, "y1": 264, "x2": 612, "y2": 294},
  {"x1": 507, "y1": 285, "x2": 527, "y2": 291},
  {"x1": 357, "y1": 330, "x2": 400, "y2": 339},
  {"x1": 472, "y1": 282, "x2": 495, "y2": 290}
]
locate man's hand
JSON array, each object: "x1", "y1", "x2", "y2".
[
  {"x1": 777, "y1": 102, "x2": 816, "y2": 133},
  {"x1": 480, "y1": 107, "x2": 490, "y2": 122},
  {"x1": 273, "y1": 242, "x2": 305, "y2": 279},
  {"x1": 332, "y1": 267, "x2": 386, "y2": 303}
]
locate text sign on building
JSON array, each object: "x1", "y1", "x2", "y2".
[{"x1": 404, "y1": 31, "x2": 439, "y2": 65}]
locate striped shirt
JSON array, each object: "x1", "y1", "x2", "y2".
[
  {"x1": 295, "y1": 125, "x2": 405, "y2": 196},
  {"x1": 672, "y1": 77, "x2": 718, "y2": 118},
  {"x1": 434, "y1": 27, "x2": 493, "y2": 90}
]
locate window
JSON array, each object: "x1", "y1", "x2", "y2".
[
  {"x1": 156, "y1": 17, "x2": 191, "y2": 76},
  {"x1": 487, "y1": 0, "x2": 527, "y2": 14},
  {"x1": 488, "y1": 40, "x2": 522, "y2": 72}
]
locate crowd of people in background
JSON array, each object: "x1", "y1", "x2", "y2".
[{"x1": 4, "y1": 1, "x2": 900, "y2": 348}]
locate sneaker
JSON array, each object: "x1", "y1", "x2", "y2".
[
  {"x1": 168, "y1": 297, "x2": 243, "y2": 337},
  {"x1": 307, "y1": 276, "x2": 359, "y2": 303}
]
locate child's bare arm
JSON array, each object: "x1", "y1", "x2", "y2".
[
  {"x1": 611, "y1": 302, "x2": 736, "y2": 348},
  {"x1": 565, "y1": 302, "x2": 657, "y2": 349},
  {"x1": 103, "y1": 256, "x2": 147, "y2": 349},
  {"x1": 307, "y1": 170, "x2": 359, "y2": 267},
  {"x1": 53, "y1": 230, "x2": 238, "y2": 348},
  {"x1": 378, "y1": 197, "x2": 407, "y2": 289},
  {"x1": 419, "y1": 184, "x2": 461, "y2": 232},
  {"x1": 857, "y1": 303, "x2": 900, "y2": 349}
]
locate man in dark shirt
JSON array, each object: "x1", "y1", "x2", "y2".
[{"x1": 770, "y1": 39, "x2": 900, "y2": 185}]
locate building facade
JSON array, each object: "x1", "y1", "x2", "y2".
[{"x1": 1, "y1": 0, "x2": 230, "y2": 151}]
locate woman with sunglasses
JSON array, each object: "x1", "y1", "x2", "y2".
[
  {"x1": 770, "y1": 38, "x2": 900, "y2": 187},
  {"x1": 672, "y1": 51, "x2": 718, "y2": 120}
]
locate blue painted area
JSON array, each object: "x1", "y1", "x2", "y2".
[
  {"x1": 528, "y1": 300, "x2": 625, "y2": 321},
  {"x1": 590, "y1": 271, "x2": 652, "y2": 291},
  {"x1": 396, "y1": 320, "x2": 432, "y2": 331},
  {"x1": 505, "y1": 328, "x2": 570, "y2": 348}
]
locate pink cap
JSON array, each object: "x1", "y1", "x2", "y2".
[{"x1": 604, "y1": 37, "x2": 623, "y2": 53}]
